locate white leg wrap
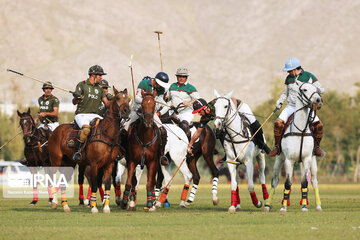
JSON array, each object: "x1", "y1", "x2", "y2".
[
  {"x1": 212, "y1": 177, "x2": 219, "y2": 195},
  {"x1": 188, "y1": 184, "x2": 198, "y2": 202}
]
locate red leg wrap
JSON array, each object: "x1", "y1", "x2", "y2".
[
  {"x1": 33, "y1": 188, "x2": 39, "y2": 202},
  {"x1": 181, "y1": 184, "x2": 190, "y2": 201},
  {"x1": 159, "y1": 187, "x2": 169, "y2": 203},
  {"x1": 115, "y1": 183, "x2": 121, "y2": 197},
  {"x1": 231, "y1": 190, "x2": 237, "y2": 207},
  {"x1": 86, "y1": 186, "x2": 92, "y2": 200},
  {"x1": 262, "y1": 184, "x2": 269, "y2": 200},
  {"x1": 250, "y1": 192, "x2": 259, "y2": 206},
  {"x1": 99, "y1": 187, "x2": 104, "y2": 202},
  {"x1": 79, "y1": 184, "x2": 84, "y2": 200}
]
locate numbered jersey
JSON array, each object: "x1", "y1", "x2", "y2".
[{"x1": 74, "y1": 79, "x2": 106, "y2": 114}]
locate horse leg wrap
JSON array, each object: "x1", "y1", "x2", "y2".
[
  {"x1": 115, "y1": 183, "x2": 121, "y2": 197},
  {"x1": 282, "y1": 189, "x2": 291, "y2": 207},
  {"x1": 86, "y1": 186, "x2": 92, "y2": 201},
  {"x1": 250, "y1": 192, "x2": 260, "y2": 206},
  {"x1": 51, "y1": 186, "x2": 57, "y2": 199},
  {"x1": 188, "y1": 184, "x2": 198, "y2": 202},
  {"x1": 212, "y1": 177, "x2": 219, "y2": 195},
  {"x1": 236, "y1": 186, "x2": 240, "y2": 205},
  {"x1": 181, "y1": 184, "x2": 190, "y2": 201},
  {"x1": 79, "y1": 184, "x2": 84, "y2": 200},
  {"x1": 231, "y1": 190, "x2": 237, "y2": 207},
  {"x1": 47, "y1": 186, "x2": 53, "y2": 200},
  {"x1": 99, "y1": 187, "x2": 104, "y2": 202},
  {"x1": 314, "y1": 187, "x2": 321, "y2": 206},
  {"x1": 262, "y1": 184, "x2": 269, "y2": 200},
  {"x1": 90, "y1": 192, "x2": 97, "y2": 207},
  {"x1": 129, "y1": 188, "x2": 136, "y2": 202},
  {"x1": 122, "y1": 189, "x2": 130, "y2": 205},
  {"x1": 159, "y1": 187, "x2": 169, "y2": 203},
  {"x1": 61, "y1": 189, "x2": 68, "y2": 207},
  {"x1": 146, "y1": 191, "x2": 155, "y2": 208},
  {"x1": 103, "y1": 190, "x2": 110, "y2": 206},
  {"x1": 135, "y1": 190, "x2": 138, "y2": 204},
  {"x1": 33, "y1": 187, "x2": 39, "y2": 202},
  {"x1": 300, "y1": 188, "x2": 309, "y2": 205}
]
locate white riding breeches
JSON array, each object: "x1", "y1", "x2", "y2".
[
  {"x1": 279, "y1": 105, "x2": 319, "y2": 123},
  {"x1": 75, "y1": 113, "x2": 103, "y2": 129},
  {"x1": 177, "y1": 111, "x2": 194, "y2": 124},
  {"x1": 38, "y1": 122, "x2": 59, "y2": 132},
  {"x1": 238, "y1": 102, "x2": 256, "y2": 124}
]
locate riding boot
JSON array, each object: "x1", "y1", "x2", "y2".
[
  {"x1": 250, "y1": 120, "x2": 271, "y2": 154},
  {"x1": 159, "y1": 126, "x2": 169, "y2": 166},
  {"x1": 269, "y1": 119, "x2": 285, "y2": 157},
  {"x1": 312, "y1": 121, "x2": 325, "y2": 157},
  {"x1": 73, "y1": 124, "x2": 91, "y2": 163},
  {"x1": 179, "y1": 120, "x2": 191, "y2": 142}
]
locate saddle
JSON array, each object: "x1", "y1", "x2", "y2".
[{"x1": 66, "y1": 118, "x2": 101, "y2": 148}]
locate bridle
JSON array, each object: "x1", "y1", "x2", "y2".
[
  {"x1": 20, "y1": 115, "x2": 36, "y2": 141},
  {"x1": 140, "y1": 94, "x2": 156, "y2": 127}
]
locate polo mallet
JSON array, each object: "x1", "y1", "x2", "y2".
[
  {"x1": 227, "y1": 109, "x2": 276, "y2": 165},
  {"x1": 128, "y1": 54, "x2": 136, "y2": 99},
  {"x1": 0, "y1": 130, "x2": 22, "y2": 151},
  {"x1": 7, "y1": 69, "x2": 73, "y2": 94},
  {"x1": 154, "y1": 30, "x2": 164, "y2": 71}
]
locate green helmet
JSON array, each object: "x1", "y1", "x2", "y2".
[
  {"x1": 42, "y1": 81, "x2": 54, "y2": 90},
  {"x1": 88, "y1": 65, "x2": 107, "y2": 76},
  {"x1": 100, "y1": 79, "x2": 110, "y2": 88}
]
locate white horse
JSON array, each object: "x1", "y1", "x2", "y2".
[
  {"x1": 213, "y1": 90, "x2": 268, "y2": 213},
  {"x1": 264, "y1": 81, "x2": 323, "y2": 213},
  {"x1": 115, "y1": 123, "x2": 193, "y2": 208}
]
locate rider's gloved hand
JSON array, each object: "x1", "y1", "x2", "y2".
[{"x1": 275, "y1": 102, "x2": 283, "y2": 111}]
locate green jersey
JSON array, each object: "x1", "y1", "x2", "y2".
[
  {"x1": 285, "y1": 70, "x2": 318, "y2": 85},
  {"x1": 137, "y1": 78, "x2": 165, "y2": 95},
  {"x1": 74, "y1": 79, "x2": 106, "y2": 115},
  {"x1": 199, "y1": 100, "x2": 216, "y2": 128},
  {"x1": 38, "y1": 94, "x2": 60, "y2": 123}
]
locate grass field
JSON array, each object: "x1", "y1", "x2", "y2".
[{"x1": 1, "y1": 184, "x2": 360, "y2": 240}]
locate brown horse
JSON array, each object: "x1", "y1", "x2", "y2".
[
  {"x1": 17, "y1": 108, "x2": 53, "y2": 205},
  {"x1": 48, "y1": 87, "x2": 130, "y2": 213},
  {"x1": 121, "y1": 90, "x2": 160, "y2": 211}
]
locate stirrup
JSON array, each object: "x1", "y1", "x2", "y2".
[{"x1": 73, "y1": 151, "x2": 82, "y2": 163}]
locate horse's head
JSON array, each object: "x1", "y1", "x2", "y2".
[
  {"x1": 141, "y1": 90, "x2": 156, "y2": 128},
  {"x1": 17, "y1": 108, "x2": 35, "y2": 144},
  {"x1": 213, "y1": 89, "x2": 234, "y2": 130},
  {"x1": 297, "y1": 81, "x2": 323, "y2": 111},
  {"x1": 111, "y1": 87, "x2": 130, "y2": 120}
]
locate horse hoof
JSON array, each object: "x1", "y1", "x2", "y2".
[
  {"x1": 184, "y1": 200, "x2": 192, "y2": 207},
  {"x1": 115, "y1": 197, "x2": 121, "y2": 206},
  {"x1": 264, "y1": 205, "x2": 272, "y2": 212},
  {"x1": 91, "y1": 207, "x2": 99, "y2": 214},
  {"x1": 84, "y1": 199, "x2": 89, "y2": 206},
  {"x1": 301, "y1": 205, "x2": 309, "y2": 212},
  {"x1": 280, "y1": 206, "x2": 287, "y2": 213},
  {"x1": 235, "y1": 204, "x2": 242, "y2": 211},
  {"x1": 51, "y1": 202, "x2": 58, "y2": 210},
  {"x1": 148, "y1": 206, "x2": 156, "y2": 212},
  {"x1": 228, "y1": 206, "x2": 236, "y2": 213},
  {"x1": 212, "y1": 198, "x2": 219, "y2": 206},
  {"x1": 316, "y1": 205, "x2": 323, "y2": 212},
  {"x1": 103, "y1": 205, "x2": 110, "y2": 214},
  {"x1": 29, "y1": 200, "x2": 38, "y2": 206},
  {"x1": 128, "y1": 201, "x2": 136, "y2": 211},
  {"x1": 120, "y1": 200, "x2": 128, "y2": 210},
  {"x1": 255, "y1": 201, "x2": 262, "y2": 208},
  {"x1": 155, "y1": 202, "x2": 162, "y2": 208},
  {"x1": 63, "y1": 205, "x2": 71, "y2": 213},
  {"x1": 179, "y1": 201, "x2": 186, "y2": 208}
]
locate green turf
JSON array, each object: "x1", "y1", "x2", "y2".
[{"x1": 1, "y1": 184, "x2": 360, "y2": 240}]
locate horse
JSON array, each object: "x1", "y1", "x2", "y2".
[
  {"x1": 157, "y1": 99, "x2": 220, "y2": 206},
  {"x1": 120, "y1": 90, "x2": 161, "y2": 212},
  {"x1": 47, "y1": 87, "x2": 130, "y2": 213},
  {"x1": 264, "y1": 81, "x2": 323, "y2": 213},
  {"x1": 17, "y1": 108, "x2": 53, "y2": 205},
  {"x1": 213, "y1": 90, "x2": 268, "y2": 213}
]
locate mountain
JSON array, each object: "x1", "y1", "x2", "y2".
[{"x1": 1, "y1": 0, "x2": 359, "y2": 108}]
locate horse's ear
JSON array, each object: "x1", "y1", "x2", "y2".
[
  {"x1": 27, "y1": 108, "x2": 30, "y2": 114},
  {"x1": 123, "y1": 88, "x2": 127, "y2": 95},
  {"x1": 225, "y1": 91, "x2": 233, "y2": 99},
  {"x1": 214, "y1": 89, "x2": 220, "y2": 98},
  {"x1": 113, "y1": 86, "x2": 119, "y2": 95},
  {"x1": 17, "y1": 110, "x2": 21, "y2": 117}
]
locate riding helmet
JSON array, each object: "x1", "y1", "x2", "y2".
[
  {"x1": 42, "y1": 81, "x2": 54, "y2": 90},
  {"x1": 154, "y1": 72, "x2": 170, "y2": 89},
  {"x1": 175, "y1": 67, "x2": 189, "y2": 77},
  {"x1": 88, "y1": 65, "x2": 107, "y2": 76},
  {"x1": 282, "y1": 58, "x2": 301, "y2": 72},
  {"x1": 192, "y1": 98, "x2": 208, "y2": 114},
  {"x1": 100, "y1": 79, "x2": 110, "y2": 88}
]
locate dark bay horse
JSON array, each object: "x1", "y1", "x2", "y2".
[
  {"x1": 48, "y1": 87, "x2": 130, "y2": 213},
  {"x1": 121, "y1": 90, "x2": 160, "y2": 212},
  {"x1": 17, "y1": 108, "x2": 53, "y2": 205}
]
